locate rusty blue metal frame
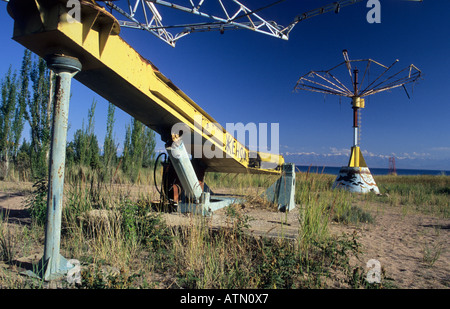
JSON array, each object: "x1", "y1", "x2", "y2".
[
  {"x1": 165, "y1": 137, "x2": 296, "y2": 216},
  {"x1": 165, "y1": 137, "x2": 203, "y2": 202},
  {"x1": 26, "y1": 55, "x2": 82, "y2": 281},
  {"x1": 262, "y1": 163, "x2": 296, "y2": 212},
  {"x1": 165, "y1": 137, "x2": 243, "y2": 216}
]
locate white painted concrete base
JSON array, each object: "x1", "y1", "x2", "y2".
[{"x1": 332, "y1": 166, "x2": 380, "y2": 194}]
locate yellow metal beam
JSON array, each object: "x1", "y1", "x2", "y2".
[{"x1": 7, "y1": 0, "x2": 284, "y2": 174}]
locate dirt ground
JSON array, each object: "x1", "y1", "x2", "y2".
[{"x1": 0, "y1": 181, "x2": 448, "y2": 289}]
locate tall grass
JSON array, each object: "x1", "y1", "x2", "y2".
[
  {"x1": 166, "y1": 207, "x2": 361, "y2": 289},
  {"x1": 0, "y1": 211, "x2": 16, "y2": 264},
  {"x1": 369, "y1": 175, "x2": 450, "y2": 218},
  {"x1": 2, "y1": 163, "x2": 448, "y2": 288},
  {"x1": 46, "y1": 167, "x2": 365, "y2": 288}
]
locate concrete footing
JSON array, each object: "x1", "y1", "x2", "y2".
[{"x1": 332, "y1": 166, "x2": 380, "y2": 194}]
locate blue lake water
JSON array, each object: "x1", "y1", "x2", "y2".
[{"x1": 294, "y1": 165, "x2": 449, "y2": 176}]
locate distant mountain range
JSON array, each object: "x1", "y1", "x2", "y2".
[{"x1": 282, "y1": 151, "x2": 450, "y2": 171}]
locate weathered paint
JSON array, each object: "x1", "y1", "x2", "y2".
[
  {"x1": 165, "y1": 137, "x2": 296, "y2": 215},
  {"x1": 30, "y1": 55, "x2": 81, "y2": 281},
  {"x1": 165, "y1": 137, "x2": 203, "y2": 202},
  {"x1": 262, "y1": 163, "x2": 296, "y2": 211},
  {"x1": 332, "y1": 166, "x2": 380, "y2": 194},
  {"x1": 178, "y1": 192, "x2": 244, "y2": 217}
]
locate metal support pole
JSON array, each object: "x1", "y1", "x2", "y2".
[
  {"x1": 352, "y1": 68, "x2": 359, "y2": 147},
  {"x1": 32, "y1": 55, "x2": 82, "y2": 281},
  {"x1": 353, "y1": 107, "x2": 359, "y2": 147}
]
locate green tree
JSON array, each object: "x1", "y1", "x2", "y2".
[
  {"x1": 122, "y1": 121, "x2": 132, "y2": 176},
  {"x1": 88, "y1": 133, "x2": 100, "y2": 169},
  {"x1": 13, "y1": 49, "x2": 32, "y2": 162},
  {"x1": 69, "y1": 99, "x2": 100, "y2": 169},
  {"x1": 130, "y1": 118, "x2": 145, "y2": 170},
  {"x1": 0, "y1": 50, "x2": 33, "y2": 179},
  {"x1": 16, "y1": 138, "x2": 31, "y2": 180},
  {"x1": 25, "y1": 55, "x2": 53, "y2": 178},
  {"x1": 142, "y1": 126, "x2": 156, "y2": 168},
  {"x1": 85, "y1": 99, "x2": 100, "y2": 169},
  {"x1": 103, "y1": 102, "x2": 117, "y2": 167},
  {"x1": 122, "y1": 117, "x2": 156, "y2": 182},
  {"x1": 0, "y1": 67, "x2": 18, "y2": 179},
  {"x1": 71, "y1": 124, "x2": 87, "y2": 165}
]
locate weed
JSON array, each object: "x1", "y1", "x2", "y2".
[
  {"x1": 0, "y1": 211, "x2": 16, "y2": 263},
  {"x1": 224, "y1": 204, "x2": 252, "y2": 236},
  {"x1": 81, "y1": 264, "x2": 140, "y2": 289},
  {"x1": 119, "y1": 197, "x2": 173, "y2": 251},
  {"x1": 422, "y1": 244, "x2": 443, "y2": 267},
  {"x1": 421, "y1": 230, "x2": 445, "y2": 268},
  {"x1": 332, "y1": 205, "x2": 374, "y2": 225},
  {"x1": 26, "y1": 178, "x2": 48, "y2": 226}
]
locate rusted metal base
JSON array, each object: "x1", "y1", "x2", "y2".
[{"x1": 332, "y1": 166, "x2": 380, "y2": 194}]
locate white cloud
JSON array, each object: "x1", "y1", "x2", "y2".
[
  {"x1": 431, "y1": 147, "x2": 450, "y2": 152},
  {"x1": 329, "y1": 147, "x2": 350, "y2": 156},
  {"x1": 361, "y1": 150, "x2": 390, "y2": 159},
  {"x1": 281, "y1": 147, "x2": 450, "y2": 170},
  {"x1": 283, "y1": 147, "x2": 433, "y2": 161},
  {"x1": 284, "y1": 151, "x2": 319, "y2": 156}
]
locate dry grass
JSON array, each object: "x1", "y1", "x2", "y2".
[{"x1": 0, "y1": 166, "x2": 448, "y2": 289}]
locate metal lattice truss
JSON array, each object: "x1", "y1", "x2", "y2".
[
  {"x1": 102, "y1": 0, "x2": 363, "y2": 47},
  {"x1": 294, "y1": 50, "x2": 422, "y2": 98}
]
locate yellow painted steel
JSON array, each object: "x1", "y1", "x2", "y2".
[
  {"x1": 348, "y1": 146, "x2": 367, "y2": 168},
  {"x1": 7, "y1": 0, "x2": 284, "y2": 174}
]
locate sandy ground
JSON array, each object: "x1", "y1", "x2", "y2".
[
  {"x1": 0, "y1": 182, "x2": 448, "y2": 289},
  {"x1": 163, "y1": 201, "x2": 449, "y2": 289}
]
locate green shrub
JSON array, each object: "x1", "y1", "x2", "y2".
[{"x1": 26, "y1": 178, "x2": 48, "y2": 226}]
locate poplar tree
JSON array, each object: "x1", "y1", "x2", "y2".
[
  {"x1": 122, "y1": 117, "x2": 156, "y2": 182},
  {"x1": 103, "y1": 102, "x2": 118, "y2": 180},
  {"x1": 122, "y1": 121, "x2": 132, "y2": 176},
  {"x1": 142, "y1": 126, "x2": 156, "y2": 168},
  {"x1": 13, "y1": 49, "x2": 31, "y2": 161},
  {"x1": 122, "y1": 118, "x2": 144, "y2": 182},
  {"x1": 0, "y1": 67, "x2": 18, "y2": 179},
  {"x1": 69, "y1": 99, "x2": 100, "y2": 168},
  {"x1": 85, "y1": 99, "x2": 100, "y2": 169},
  {"x1": 25, "y1": 55, "x2": 53, "y2": 178},
  {"x1": 0, "y1": 50, "x2": 32, "y2": 179}
]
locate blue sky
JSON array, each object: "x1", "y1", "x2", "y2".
[{"x1": 0, "y1": 0, "x2": 449, "y2": 170}]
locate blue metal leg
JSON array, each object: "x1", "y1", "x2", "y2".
[
  {"x1": 165, "y1": 136, "x2": 203, "y2": 202},
  {"x1": 29, "y1": 55, "x2": 82, "y2": 281},
  {"x1": 262, "y1": 163, "x2": 296, "y2": 212}
]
